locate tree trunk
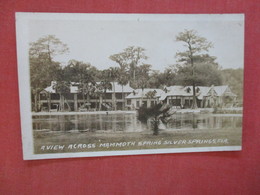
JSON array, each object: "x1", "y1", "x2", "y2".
[
  {"x1": 122, "y1": 85, "x2": 125, "y2": 110},
  {"x1": 153, "y1": 117, "x2": 159, "y2": 135},
  {"x1": 59, "y1": 93, "x2": 65, "y2": 112},
  {"x1": 82, "y1": 85, "x2": 86, "y2": 106},
  {"x1": 34, "y1": 92, "x2": 38, "y2": 112},
  {"x1": 112, "y1": 82, "x2": 116, "y2": 110},
  {"x1": 99, "y1": 96, "x2": 103, "y2": 111},
  {"x1": 103, "y1": 89, "x2": 107, "y2": 110},
  {"x1": 133, "y1": 69, "x2": 136, "y2": 83},
  {"x1": 191, "y1": 57, "x2": 198, "y2": 109},
  {"x1": 192, "y1": 83, "x2": 198, "y2": 109},
  {"x1": 87, "y1": 93, "x2": 90, "y2": 110},
  {"x1": 48, "y1": 93, "x2": 51, "y2": 112},
  {"x1": 74, "y1": 93, "x2": 78, "y2": 111},
  {"x1": 141, "y1": 88, "x2": 144, "y2": 107}
]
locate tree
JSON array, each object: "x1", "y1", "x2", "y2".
[
  {"x1": 99, "y1": 70, "x2": 113, "y2": 110},
  {"x1": 136, "y1": 64, "x2": 151, "y2": 90},
  {"x1": 29, "y1": 35, "x2": 69, "y2": 111},
  {"x1": 93, "y1": 83, "x2": 105, "y2": 111},
  {"x1": 52, "y1": 67, "x2": 71, "y2": 111},
  {"x1": 174, "y1": 54, "x2": 223, "y2": 86},
  {"x1": 138, "y1": 103, "x2": 171, "y2": 135},
  {"x1": 64, "y1": 60, "x2": 97, "y2": 110},
  {"x1": 29, "y1": 35, "x2": 69, "y2": 62},
  {"x1": 117, "y1": 68, "x2": 129, "y2": 110},
  {"x1": 221, "y1": 68, "x2": 243, "y2": 102},
  {"x1": 107, "y1": 67, "x2": 120, "y2": 110},
  {"x1": 135, "y1": 64, "x2": 151, "y2": 105},
  {"x1": 176, "y1": 29, "x2": 213, "y2": 109},
  {"x1": 110, "y1": 46, "x2": 148, "y2": 87}
]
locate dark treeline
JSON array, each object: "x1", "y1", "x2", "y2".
[{"x1": 30, "y1": 32, "x2": 243, "y2": 111}]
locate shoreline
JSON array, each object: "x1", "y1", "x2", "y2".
[
  {"x1": 32, "y1": 109, "x2": 242, "y2": 116},
  {"x1": 32, "y1": 110, "x2": 137, "y2": 116}
]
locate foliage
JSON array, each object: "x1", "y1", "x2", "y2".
[
  {"x1": 173, "y1": 55, "x2": 223, "y2": 86},
  {"x1": 29, "y1": 35, "x2": 69, "y2": 111},
  {"x1": 110, "y1": 46, "x2": 148, "y2": 87},
  {"x1": 221, "y1": 68, "x2": 243, "y2": 101},
  {"x1": 145, "y1": 90, "x2": 157, "y2": 99},
  {"x1": 29, "y1": 35, "x2": 69, "y2": 62},
  {"x1": 175, "y1": 29, "x2": 213, "y2": 109},
  {"x1": 63, "y1": 60, "x2": 97, "y2": 102},
  {"x1": 30, "y1": 33, "x2": 243, "y2": 112},
  {"x1": 138, "y1": 104, "x2": 171, "y2": 135},
  {"x1": 135, "y1": 64, "x2": 151, "y2": 90}
]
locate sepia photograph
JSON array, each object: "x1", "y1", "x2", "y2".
[{"x1": 16, "y1": 13, "x2": 244, "y2": 160}]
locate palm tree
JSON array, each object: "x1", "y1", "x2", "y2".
[
  {"x1": 118, "y1": 68, "x2": 129, "y2": 110},
  {"x1": 100, "y1": 70, "x2": 112, "y2": 110},
  {"x1": 107, "y1": 67, "x2": 120, "y2": 110},
  {"x1": 136, "y1": 64, "x2": 151, "y2": 106},
  {"x1": 53, "y1": 80, "x2": 70, "y2": 111},
  {"x1": 64, "y1": 60, "x2": 96, "y2": 110}
]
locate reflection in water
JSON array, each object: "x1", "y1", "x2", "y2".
[
  {"x1": 33, "y1": 113, "x2": 242, "y2": 132},
  {"x1": 166, "y1": 114, "x2": 241, "y2": 130}
]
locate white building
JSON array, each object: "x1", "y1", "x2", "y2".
[{"x1": 125, "y1": 88, "x2": 165, "y2": 109}]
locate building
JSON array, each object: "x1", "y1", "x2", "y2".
[
  {"x1": 39, "y1": 82, "x2": 237, "y2": 112},
  {"x1": 39, "y1": 81, "x2": 133, "y2": 111},
  {"x1": 203, "y1": 85, "x2": 237, "y2": 108},
  {"x1": 159, "y1": 85, "x2": 237, "y2": 108},
  {"x1": 125, "y1": 88, "x2": 165, "y2": 109}
]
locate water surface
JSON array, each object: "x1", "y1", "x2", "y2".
[{"x1": 32, "y1": 113, "x2": 242, "y2": 133}]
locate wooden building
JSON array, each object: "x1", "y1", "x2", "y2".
[
  {"x1": 39, "y1": 81, "x2": 133, "y2": 111},
  {"x1": 125, "y1": 88, "x2": 165, "y2": 109},
  {"x1": 159, "y1": 85, "x2": 237, "y2": 108}
]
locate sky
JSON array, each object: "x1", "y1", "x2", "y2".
[{"x1": 28, "y1": 14, "x2": 244, "y2": 71}]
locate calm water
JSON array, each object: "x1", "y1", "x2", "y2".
[{"x1": 32, "y1": 113, "x2": 242, "y2": 132}]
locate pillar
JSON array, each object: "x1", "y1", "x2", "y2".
[{"x1": 74, "y1": 93, "x2": 78, "y2": 111}]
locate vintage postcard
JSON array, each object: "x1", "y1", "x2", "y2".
[{"x1": 16, "y1": 13, "x2": 244, "y2": 160}]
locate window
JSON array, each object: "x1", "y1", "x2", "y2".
[
  {"x1": 127, "y1": 99, "x2": 131, "y2": 105},
  {"x1": 136, "y1": 101, "x2": 140, "y2": 107},
  {"x1": 116, "y1": 93, "x2": 122, "y2": 99}
]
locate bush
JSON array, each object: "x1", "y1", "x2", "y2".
[{"x1": 137, "y1": 103, "x2": 171, "y2": 135}]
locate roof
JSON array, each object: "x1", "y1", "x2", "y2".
[
  {"x1": 126, "y1": 88, "x2": 164, "y2": 99},
  {"x1": 41, "y1": 81, "x2": 133, "y2": 94},
  {"x1": 105, "y1": 82, "x2": 133, "y2": 93},
  {"x1": 197, "y1": 86, "x2": 212, "y2": 100},
  {"x1": 214, "y1": 85, "x2": 237, "y2": 97},
  {"x1": 159, "y1": 86, "x2": 196, "y2": 101},
  {"x1": 159, "y1": 85, "x2": 235, "y2": 101}
]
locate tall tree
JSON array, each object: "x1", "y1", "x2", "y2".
[
  {"x1": 100, "y1": 70, "x2": 113, "y2": 110},
  {"x1": 174, "y1": 54, "x2": 223, "y2": 86},
  {"x1": 221, "y1": 68, "x2": 243, "y2": 102},
  {"x1": 29, "y1": 35, "x2": 69, "y2": 62},
  {"x1": 29, "y1": 35, "x2": 69, "y2": 111},
  {"x1": 136, "y1": 64, "x2": 151, "y2": 105},
  {"x1": 136, "y1": 64, "x2": 151, "y2": 90},
  {"x1": 110, "y1": 46, "x2": 148, "y2": 87},
  {"x1": 107, "y1": 67, "x2": 120, "y2": 110},
  {"x1": 52, "y1": 67, "x2": 71, "y2": 112},
  {"x1": 64, "y1": 60, "x2": 97, "y2": 110},
  {"x1": 176, "y1": 30, "x2": 213, "y2": 109},
  {"x1": 117, "y1": 68, "x2": 129, "y2": 110}
]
